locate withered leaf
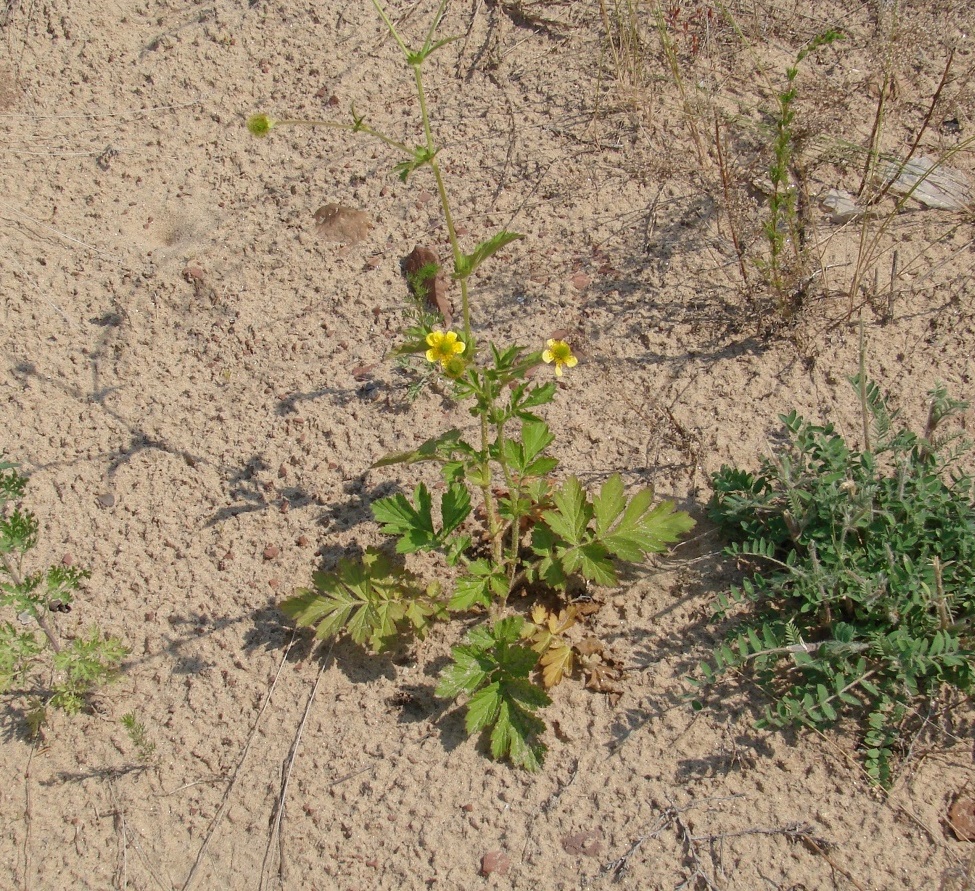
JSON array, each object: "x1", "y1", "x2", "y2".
[
  {"x1": 403, "y1": 245, "x2": 452, "y2": 327},
  {"x1": 539, "y1": 640, "x2": 574, "y2": 688},
  {"x1": 313, "y1": 203, "x2": 372, "y2": 244},
  {"x1": 948, "y1": 796, "x2": 975, "y2": 841}
]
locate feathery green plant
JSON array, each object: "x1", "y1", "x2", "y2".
[
  {"x1": 0, "y1": 458, "x2": 127, "y2": 732},
  {"x1": 250, "y1": 0, "x2": 694, "y2": 770},
  {"x1": 698, "y1": 375, "x2": 975, "y2": 785}
]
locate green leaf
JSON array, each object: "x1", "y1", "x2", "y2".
[
  {"x1": 542, "y1": 476, "x2": 591, "y2": 545},
  {"x1": 440, "y1": 483, "x2": 472, "y2": 537},
  {"x1": 596, "y1": 479, "x2": 696, "y2": 561},
  {"x1": 280, "y1": 549, "x2": 431, "y2": 653},
  {"x1": 435, "y1": 618, "x2": 550, "y2": 769},
  {"x1": 490, "y1": 692, "x2": 548, "y2": 771},
  {"x1": 466, "y1": 682, "x2": 502, "y2": 733},
  {"x1": 448, "y1": 560, "x2": 507, "y2": 611},
  {"x1": 435, "y1": 645, "x2": 492, "y2": 698},
  {"x1": 563, "y1": 541, "x2": 617, "y2": 586},
  {"x1": 371, "y1": 484, "x2": 438, "y2": 553},
  {"x1": 371, "y1": 429, "x2": 474, "y2": 469},
  {"x1": 454, "y1": 231, "x2": 524, "y2": 279}
]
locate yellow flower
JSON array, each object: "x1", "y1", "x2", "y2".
[
  {"x1": 542, "y1": 339, "x2": 577, "y2": 376},
  {"x1": 425, "y1": 330, "x2": 466, "y2": 366}
]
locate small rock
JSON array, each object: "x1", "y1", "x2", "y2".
[
  {"x1": 263, "y1": 545, "x2": 280, "y2": 561},
  {"x1": 480, "y1": 851, "x2": 510, "y2": 877},
  {"x1": 97, "y1": 493, "x2": 115, "y2": 508},
  {"x1": 61, "y1": 553, "x2": 74, "y2": 567},
  {"x1": 268, "y1": 578, "x2": 280, "y2": 590},
  {"x1": 570, "y1": 272, "x2": 591, "y2": 291},
  {"x1": 562, "y1": 830, "x2": 604, "y2": 857},
  {"x1": 296, "y1": 535, "x2": 310, "y2": 547},
  {"x1": 218, "y1": 551, "x2": 233, "y2": 571}
]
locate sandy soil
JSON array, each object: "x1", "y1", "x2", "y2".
[{"x1": 2, "y1": 0, "x2": 974, "y2": 888}]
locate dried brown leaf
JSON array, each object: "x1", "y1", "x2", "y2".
[
  {"x1": 403, "y1": 245, "x2": 452, "y2": 326},
  {"x1": 313, "y1": 203, "x2": 372, "y2": 244}
]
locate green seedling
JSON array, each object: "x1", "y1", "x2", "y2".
[
  {"x1": 122, "y1": 711, "x2": 157, "y2": 764},
  {"x1": 698, "y1": 370, "x2": 975, "y2": 786},
  {"x1": 0, "y1": 458, "x2": 127, "y2": 732},
  {"x1": 254, "y1": 0, "x2": 694, "y2": 770},
  {"x1": 758, "y1": 29, "x2": 842, "y2": 316}
]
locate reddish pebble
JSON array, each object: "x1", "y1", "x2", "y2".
[
  {"x1": 461, "y1": 803, "x2": 474, "y2": 813},
  {"x1": 182, "y1": 266, "x2": 205, "y2": 283},
  {"x1": 263, "y1": 545, "x2": 280, "y2": 560},
  {"x1": 61, "y1": 554, "x2": 74, "y2": 567},
  {"x1": 296, "y1": 535, "x2": 310, "y2": 547},
  {"x1": 480, "y1": 851, "x2": 510, "y2": 877},
  {"x1": 570, "y1": 272, "x2": 591, "y2": 290},
  {"x1": 268, "y1": 578, "x2": 280, "y2": 590}
]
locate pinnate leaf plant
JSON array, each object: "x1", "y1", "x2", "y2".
[
  {"x1": 250, "y1": 0, "x2": 694, "y2": 769},
  {"x1": 0, "y1": 458, "x2": 127, "y2": 733},
  {"x1": 698, "y1": 372, "x2": 975, "y2": 786}
]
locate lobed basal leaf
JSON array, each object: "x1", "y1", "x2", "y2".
[{"x1": 280, "y1": 549, "x2": 440, "y2": 652}]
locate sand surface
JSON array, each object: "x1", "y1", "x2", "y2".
[{"x1": 2, "y1": 1, "x2": 974, "y2": 888}]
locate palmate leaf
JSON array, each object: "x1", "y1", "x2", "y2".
[
  {"x1": 436, "y1": 617, "x2": 551, "y2": 770},
  {"x1": 371, "y1": 482, "x2": 471, "y2": 554},
  {"x1": 593, "y1": 475, "x2": 696, "y2": 560},
  {"x1": 526, "y1": 605, "x2": 578, "y2": 687},
  {"x1": 280, "y1": 549, "x2": 431, "y2": 652},
  {"x1": 448, "y1": 559, "x2": 508, "y2": 611},
  {"x1": 542, "y1": 476, "x2": 592, "y2": 545},
  {"x1": 537, "y1": 476, "x2": 694, "y2": 588}
]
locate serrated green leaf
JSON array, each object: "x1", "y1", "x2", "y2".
[
  {"x1": 566, "y1": 541, "x2": 617, "y2": 586},
  {"x1": 543, "y1": 476, "x2": 591, "y2": 545},
  {"x1": 466, "y1": 682, "x2": 502, "y2": 733},
  {"x1": 521, "y1": 420, "x2": 554, "y2": 464},
  {"x1": 449, "y1": 560, "x2": 507, "y2": 611},
  {"x1": 600, "y1": 493, "x2": 696, "y2": 562},
  {"x1": 436, "y1": 646, "x2": 492, "y2": 699},
  {"x1": 440, "y1": 483, "x2": 472, "y2": 537},
  {"x1": 371, "y1": 484, "x2": 438, "y2": 553},
  {"x1": 593, "y1": 474, "x2": 627, "y2": 536},
  {"x1": 519, "y1": 382, "x2": 557, "y2": 410},
  {"x1": 281, "y1": 550, "x2": 429, "y2": 652}
]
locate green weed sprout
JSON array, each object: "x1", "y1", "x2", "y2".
[
  {"x1": 254, "y1": 0, "x2": 694, "y2": 770},
  {"x1": 759, "y1": 29, "x2": 842, "y2": 316},
  {"x1": 122, "y1": 711, "x2": 157, "y2": 763},
  {"x1": 699, "y1": 376, "x2": 975, "y2": 785},
  {"x1": 0, "y1": 458, "x2": 127, "y2": 732}
]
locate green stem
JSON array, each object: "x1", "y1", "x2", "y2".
[{"x1": 411, "y1": 65, "x2": 472, "y2": 344}]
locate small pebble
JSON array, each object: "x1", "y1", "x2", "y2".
[
  {"x1": 480, "y1": 851, "x2": 510, "y2": 877},
  {"x1": 263, "y1": 545, "x2": 280, "y2": 560},
  {"x1": 570, "y1": 271, "x2": 591, "y2": 290}
]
